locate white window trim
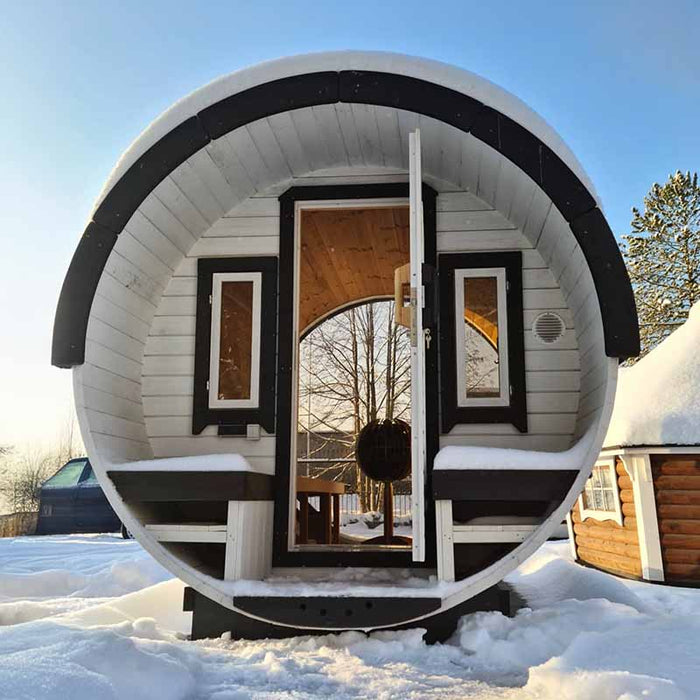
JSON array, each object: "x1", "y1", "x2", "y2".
[
  {"x1": 454, "y1": 267, "x2": 509, "y2": 408},
  {"x1": 578, "y1": 458, "x2": 623, "y2": 526},
  {"x1": 208, "y1": 271, "x2": 262, "y2": 409}
]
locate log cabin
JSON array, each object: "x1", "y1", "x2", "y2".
[
  {"x1": 571, "y1": 304, "x2": 700, "y2": 585},
  {"x1": 51, "y1": 51, "x2": 639, "y2": 640}
]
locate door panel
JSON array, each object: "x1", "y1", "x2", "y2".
[{"x1": 409, "y1": 129, "x2": 427, "y2": 562}]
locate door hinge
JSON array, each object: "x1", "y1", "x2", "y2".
[
  {"x1": 206, "y1": 380, "x2": 210, "y2": 391},
  {"x1": 209, "y1": 294, "x2": 213, "y2": 305}
]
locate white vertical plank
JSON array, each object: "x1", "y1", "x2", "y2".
[
  {"x1": 621, "y1": 455, "x2": 665, "y2": 582},
  {"x1": 206, "y1": 135, "x2": 257, "y2": 200},
  {"x1": 333, "y1": 102, "x2": 365, "y2": 167},
  {"x1": 246, "y1": 119, "x2": 294, "y2": 181},
  {"x1": 311, "y1": 105, "x2": 350, "y2": 167},
  {"x1": 225, "y1": 127, "x2": 275, "y2": 190},
  {"x1": 436, "y1": 500, "x2": 455, "y2": 582},
  {"x1": 265, "y1": 112, "x2": 312, "y2": 176}
]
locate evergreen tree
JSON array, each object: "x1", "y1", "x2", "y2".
[{"x1": 622, "y1": 170, "x2": 700, "y2": 359}]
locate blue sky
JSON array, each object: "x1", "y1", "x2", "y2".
[{"x1": 0, "y1": 0, "x2": 698, "y2": 449}]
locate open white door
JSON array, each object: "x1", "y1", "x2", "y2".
[{"x1": 409, "y1": 129, "x2": 427, "y2": 562}]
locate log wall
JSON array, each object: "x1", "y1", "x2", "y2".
[
  {"x1": 652, "y1": 455, "x2": 700, "y2": 582},
  {"x1": 572, "y1": 458, "x2": 641, "y2": 577}
]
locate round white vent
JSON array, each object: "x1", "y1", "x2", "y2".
[{"x1": 533, "y1": 312, "x2": 565, "y2": 345}]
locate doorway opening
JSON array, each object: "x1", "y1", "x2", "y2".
[{"x1": 291, "y1": 203, "x2": 413, "y2": 551}]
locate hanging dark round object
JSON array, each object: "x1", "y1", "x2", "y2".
[{"x1": 356, "y1": 418, "x2": 411, "y2": 482}]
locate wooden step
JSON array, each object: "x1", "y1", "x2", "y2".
[
  {"x1": 452, "y1": 523, "x2": 539, "y2": 543},
  {"x1": 145, "y1": 522, "x2": 227, "y2": 543}
]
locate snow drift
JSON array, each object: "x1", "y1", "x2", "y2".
[{"x1": 1, "y1": 535, "x2": 699, "y2": 698}]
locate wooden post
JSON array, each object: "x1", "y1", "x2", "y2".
[
  {"x1": 384, "y1": 481, "x2": 394, "y2": 544},
  {"x1": 320, "y1": 494, "x2": 332, "y2": 544},
  {"x1": 621, "y1": 454, "x2": 664, "y2": 581},
  {"x1": 332, "y1": 493, "x2": 340, "y2": 544}
]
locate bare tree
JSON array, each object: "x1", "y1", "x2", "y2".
[
  {"x1": 298, "y1": 300, "x2": 411, "y2": 512},
  {"x1": 0, "y1": 413, "x2": 84, "y2": 514}
]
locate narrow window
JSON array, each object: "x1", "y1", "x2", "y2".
[
  {"x1": 192, "y1": 257, "x2": 277, "y2": 436},
  {"x1": 439, "y1": 252, "x2": 526, "y2": 433},
  {"x1": 209, "y1": 273, "x2": 262, "y2": 409},
  {"x1": 455, "y1": 268, "x2": 509, "y2": 407}
]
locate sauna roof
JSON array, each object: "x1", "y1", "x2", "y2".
[
  {"x1": 605, "y1": 303, "x2": 700, "y2": 448},
  {"x1": 51, "y1": 51, "x2": 639, "y2": 368}
]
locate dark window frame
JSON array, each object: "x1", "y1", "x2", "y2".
[
  {"x1": 439, "y1": 251, "x2": 527, "y2": 433},
  {"x1": 193, "y1": 256, "x2": 278, "y2": 436},
  {"x1": 273, "y1": 182, "x2": 439, "y2": 568}
]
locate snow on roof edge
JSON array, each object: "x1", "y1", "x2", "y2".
[{"x1": 90, "y1": 50, "x2": 600, "y2": 221}]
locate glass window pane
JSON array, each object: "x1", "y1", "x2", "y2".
[
  {"x1": 603, "y1": 487, "x2": 615, "y2": 511},
  {"x1": 43, "y1": 460, "x2": 88, "y2": 489},
  {"x1": 464, "y1": 276, "x2": 500, "y2": 399},
  {"x1": 79, "y1": 465, "x2": 98, "y2": 485},
  {"x1": 218, "y1": 281, "x2": 254, "y2": 400}
]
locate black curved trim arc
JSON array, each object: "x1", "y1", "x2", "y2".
[{"x1": 52, "y1": 69, "x2": 639, "y2": 369}]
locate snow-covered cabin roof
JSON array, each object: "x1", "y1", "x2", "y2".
[{"x1": 605, "y1": 303, "x2": 700, "y2": 448}]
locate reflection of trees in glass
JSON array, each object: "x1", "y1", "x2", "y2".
[
  {"x1": 298, "y1": 301, "x2": 411, "y2": 512},
  {"x1": 463, "y1": 277, "x2": 500, "y2": 399},
  {"x1": 464, "y1": 324, "x2": 499, "y2": 398}
]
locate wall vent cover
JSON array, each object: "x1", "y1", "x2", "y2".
[{"x1": 533, "y1": 312, "x2": 565, "y2": 345}]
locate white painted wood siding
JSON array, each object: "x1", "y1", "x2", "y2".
[
  {"x1": 79, "y1": 103, "x2": 606, "y2": 473},
  {"x1": 140, "y1": 177, "x2": 584, "y2": 461},
  {"x1": 437, "y1": 192, "x2": 581, "y2": 453}
]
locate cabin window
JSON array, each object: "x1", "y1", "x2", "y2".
[
  {"x1": 579, "y1": 459, "x2": 623, "y2": 525},
  {"x1": 192, "y1": 257, "x2": 278, "y2": 436},
  {"x1": 439, "y1": 252, "x2": 526, "y2": 433},
  {"x1": 209, "y1": 273, "x2": 261, "y2": 409}
]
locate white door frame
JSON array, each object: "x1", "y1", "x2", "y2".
[{"x1": 409, "y1": 129, "x2": 427, "y2": 562}]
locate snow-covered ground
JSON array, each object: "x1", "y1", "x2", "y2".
[{"x1": 1, "y1": 535, "x2": 699, "y2": 699}]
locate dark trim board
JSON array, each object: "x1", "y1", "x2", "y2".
[
  {"x1": 234, "y1": 595, "x2": 441, "y2": 629},
  {"x1": 107, "y1": 471, "x2": 274, "y2": 502},
  {"x1": 192, "y1": 256, "x2": 278, "y2": 435},
  {"x1": 52, "y1": 69, "x2": 639, "y2": 369},
  {"x1": 273, "y1": 182, "x2": 439, "y2": 569},
  {"x1": 438, "y1": 251, "x2": 527, "y2": 434},
  {"x1": 185, "y1": 583, "x2": 515, "y2": 642},
  {"x1": 432, "y1": 469, "x2": 578, "y2": 501}
]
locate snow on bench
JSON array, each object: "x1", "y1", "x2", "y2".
[
  {"x1": 434, "y1": 430, "x2": 595, "y2": 471},
  {"x1": 107, "y1": 453, "x2": 254, "y2": 472}
]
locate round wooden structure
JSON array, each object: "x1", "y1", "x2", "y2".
[{"x1": 51, "y1": 52, "x2": 639, "y2": 639}]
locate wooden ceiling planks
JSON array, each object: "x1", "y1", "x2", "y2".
[{"x1": 299, "y1": 206, "x2": 409, "y2": 334}]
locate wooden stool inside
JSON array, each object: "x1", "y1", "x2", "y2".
[{"x1": 296, "y1": 476, "x2": 345, "y2": 545}]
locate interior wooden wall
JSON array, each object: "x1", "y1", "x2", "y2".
[
  {"x1": 652, "y1": 454, "x2": 700, "y2": 581},
  {"x1": 298, "y1": 206, "x2": 409, "y2": 333},
  {"x1": 572, "y1": 458, "x2": 641, "y2": 577}
]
